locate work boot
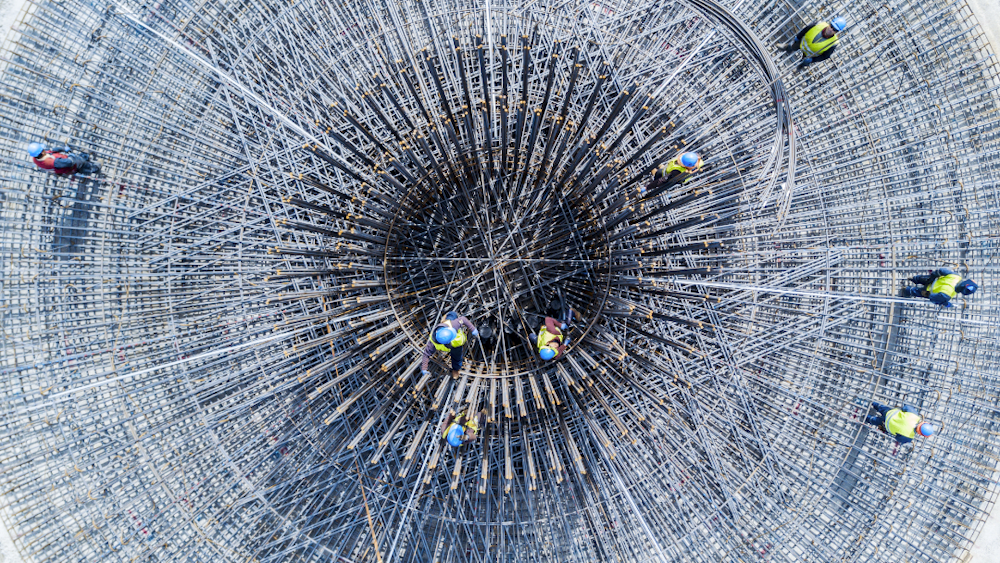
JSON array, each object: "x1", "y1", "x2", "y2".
[{"x1": 451, "y1": 370, "x2": 459, "y2": 380}]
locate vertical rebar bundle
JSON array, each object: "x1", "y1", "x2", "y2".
[{"x1": 0, "y1": 0, "x2": 998, "y2": 561}]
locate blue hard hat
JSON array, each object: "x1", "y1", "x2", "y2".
[
  {"x1": 445, "y1": 311, "x2": 458, "y2": 321},
  {"x1": 680, "y1": 152, "x2": 700, "y2": 168},
  {"x1": 446, "y1": 425, "x2": 464, "y2": 447},
  {"x1": 27, "y1": 142, "x2": 44, "y2": 157},
  {"x1": 928, "y1": 292, "x2": 951, "y2": 306},
  {"x1": 956, "y1": 280, "x2": 978, "y2": 295},
  {"x1": 831, "y1": 17, "x2": 847, "y2": 32},
  {"x1": 917, "y1": 422, "x2": 937, "y2": 437},
  {"x1": 435, "y1": 326, "x2": 456, "y2": 345},
  {"x1": 539, "y1": 347, "x2": 556, "y2": 361}
]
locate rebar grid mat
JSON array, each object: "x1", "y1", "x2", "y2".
[{"x1": 0, "y1": 0, "x2": 998, "y2": 561}]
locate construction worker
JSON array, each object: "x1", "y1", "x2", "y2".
[
  {"x1": 780, "y1": 17, "x2": 847, "y2": 68},
  {"x1": 421, "y1": 312, "x2": 478, "y2": 379},
  {"x1": 27, "y1": 142, "x2": 100, "y2": 176},
  {"x1": 864, "y1": 402, "x2": 937, "y2": 444},
  {"x1": 530, "y1": 290, "x2": 577, "y2": 361},
  {"x1": 903, "y1": 267, "x2": 978, "y2": 307},
  {"x1": 441, "y1": 408, "x2": 487, "y2": 447},
  {"x1": 644, "y1": 152, "x2": 701, "y2": 194},
  {"x1": 534, "y1": 316, "x2": 569, "y2": 361}
]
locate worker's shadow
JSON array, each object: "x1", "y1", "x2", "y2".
[{"x1": 48, "y1": 176, "x2": 102, "y2": 259}]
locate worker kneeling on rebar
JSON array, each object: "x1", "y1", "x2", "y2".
[
  {"x1": 643, "y1": 151, "x2": 702, "y2": 195},
  {"x1": 535, "y1": 316, "x2": 569, "y2": 361},
  {"x1": 441, "y1": 408, "x2": 487, "y2": 447},
  {"x1": 864, "y1": 402, "x2": 937, "y2": 444},
  {"x1": 779, "y1": 17, "x2": 846, "y2": 68},
  {"x1": 421, "y1": 312, "x2": 478, "y2": 380},
  {"x1": 903, "y1": 267, "x2": 978, "y2": 307},
  {"x1": 531, "y1": 295, "x2": 577, "y2": 361}
]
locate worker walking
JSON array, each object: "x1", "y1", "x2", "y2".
[
  {"x1": 421, "y1": 312, "x2": 478, "y2": 379},
  {"x1": 441, "y1": 408, "x2": 487, "y2": 447},
  {"x1": 780, "y1": 17, "x2": 847, "y2": 68},
  {"x1": 903, "y1": 267, "x2": 978, "y2": 307},
  {"x1": 28, "y1": 142, "x2": 100, "y2": 176},
  {"x1": 864, "y1": 402, "x2": 937, "y2": 444},
  {"x1": 644, "y1": 152, "x2": 701, "y2": 194}
]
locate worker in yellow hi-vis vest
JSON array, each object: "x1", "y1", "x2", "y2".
[
  {"x1": 780, "y1": 17, "x2": 847, "y2": 68},
  {"x1": 904, "y1": 267, "x2": 979, "y2": 307},
  {"x1": 864, "y1": 402, "x2": 937, "y2": 444},
  {"x1": 441, "y1": 408, "x2": 487, "y2": 447},
  {"x1": 530, "y1": 290, "x2": 578, "y2": 361},
  {"x1": 642, "y1": 152, "x2": 702, "y2": 195},
  {"x1": 421, "y1": 312, "x2": 478, "y2": 380}
]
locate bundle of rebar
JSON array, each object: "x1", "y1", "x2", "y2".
[{"x1": 0, "y1": 0, "x2": 998, "y2": 561}]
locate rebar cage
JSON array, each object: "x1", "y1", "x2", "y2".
[{"x1": 0, "y1": 0, "x2": 998, "y2": 561}]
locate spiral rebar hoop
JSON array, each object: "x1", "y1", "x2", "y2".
[{"x1": 0, "y1": 0, "x2": 998, "y2": 561}]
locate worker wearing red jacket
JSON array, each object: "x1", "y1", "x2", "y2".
[{"x1": 28, "y1": 142, "x2": 100, "y2": 175}]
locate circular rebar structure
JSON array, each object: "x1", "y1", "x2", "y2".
[{"x1": 0, "y1": 0, "x2": 999, "y2": 561}]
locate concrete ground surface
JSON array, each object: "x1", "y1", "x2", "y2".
[
  {"x1": 970, "y1": 504, "x2": 1000, "y2": 563},
  {"x1": 967, "y1": 0, "x2": 1000, "y2": 58},
  {"x1": 0, "y1": 0, "x2": 21, "y2": 44},
  {"x1": 0, "y1": 0, "x2": 996, "y2": 562}
]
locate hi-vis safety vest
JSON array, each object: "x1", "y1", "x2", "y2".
[
  {"x1": 929, "y1": 274, "x2": 963, "y2": 299},
  {"x1": 664, "y1": 158, "x2": 688, "y2": 176},
  {"x1": 660, "y1": 156, "x2": 700, "y2": 178},
  {"x1": 884, "y1": 409, "x2": 922, "y2": 439},
  {"x1": 443, "y1": 413, "x2": 479, "y2": 438},
  {"x1": 430, "y1": 320, "x2": 467, "y2": 352},
  {"x1": 800, "y1": 23, "x2": 839, "y2": 57},
  {"x1": 537, "y1": 326, "x2": 563, "y2": 353}
]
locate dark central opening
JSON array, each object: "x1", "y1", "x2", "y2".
[{"x1": 383, "y1": 171, "x2": 612, "y2": 370}]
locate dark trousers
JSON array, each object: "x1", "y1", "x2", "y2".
[
  {"x1": 68, "y1": 154, "x2": 100, "y2": 175},
  {"x1": 645, "y1": 169, "x2": 681, "y2": 191},
  {"x1": 864, "y1": 402, "x2": 893, "y2": 428},
  {"x1": 541, "y1": 293, "x2": 572, "y2": 330},
  {"x1": 450, "y1": 345, "x2": 465, "y2": 371},
  {"x1": 905, "y1": 273, "x2": 940, "y2": 299}
]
